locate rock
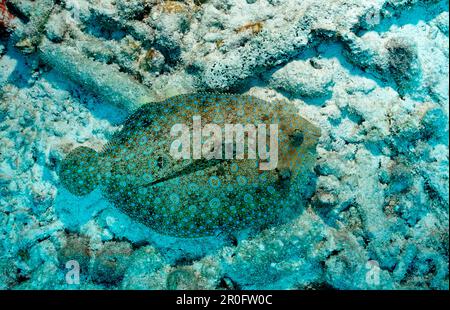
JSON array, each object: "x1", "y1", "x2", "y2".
[
  {"x1": 58, "y1": 233, "x2": 92, "y2": 273},
  {"x1": 166, "y1": 267, "x2": 200, "y2": 290},
  {"x1": 91, "y1": 241, "x2": 133, "y2": 285},
  {"x1": 121, "y1": 246, "x2": 168, "y2": 289},
  {"x1": 386, "y1": 37, "x2": 421, "y2": 95},
  {"x1": 268, "y1": 59, "x2": 335, "y2": 98}
]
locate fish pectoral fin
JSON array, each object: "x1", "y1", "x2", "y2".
[{"x1": 144, "y1": 158, "x2": 225, "y2": 187}]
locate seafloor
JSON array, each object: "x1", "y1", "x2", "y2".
[{"x1": 0, "y1": 0, "x2": 448, "y2": 289}]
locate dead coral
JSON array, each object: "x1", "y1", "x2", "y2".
[
  {"x1": 58, "y1": 233, "x2": 92, "y2": 273},
  {"x1": 166, "y1": 267, "x2": 200, "y2": 289},
  {"x1": 91, "y1": 241, "x2": 133, "y2": 285},
  {"x1": 235, "y1": 21, "x2": 264, "y2": 35},
  {"x1": 0, "y1": 0, "x2": 14, "y2": 30},
  {"x1": 386, "y1": 37, "x2": 420, "y2": 95},
  {"x1": 158, "y1": 1, "x2": 189, "y2": 14}
]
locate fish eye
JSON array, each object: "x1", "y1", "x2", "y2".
[
  {"x1": 157, "y1": 156, "x2": 165, "y2": 168},
  {"x1": 290, "y1": 130, "x2": 304, "y2": 147}
]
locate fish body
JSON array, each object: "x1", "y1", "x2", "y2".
[{"x1": 59, "y1": 93, "x2": 321, "y2": 237}]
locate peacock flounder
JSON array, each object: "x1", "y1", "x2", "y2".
[{"x1": 59, "y1": 93, "x2": 321, "y2": 237}]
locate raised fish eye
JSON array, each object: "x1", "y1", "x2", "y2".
[
  {"x1": 276, "y1": 167, "x2": 292, "y2": 190},
  {"x1": 157, "y1": 156, "x2": 165, "y2": 168},
  {"x1": 290, "y1": 130, "x2": 304, "y2": 147}
]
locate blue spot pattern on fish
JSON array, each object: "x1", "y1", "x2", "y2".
[{"x1": 58, "y1": 93, "x2": 321, "y2": 237}]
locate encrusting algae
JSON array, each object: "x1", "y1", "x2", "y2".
[{"x1": 59, "y1": 93, "x2": 321, "y2": 237}]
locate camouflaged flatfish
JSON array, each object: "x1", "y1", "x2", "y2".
[{"x1": 59, "y1": 93, "x2": 321, "y2": 237}]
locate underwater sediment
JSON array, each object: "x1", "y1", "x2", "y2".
[{"x1": 0, "y1": 0, "x2": 448, "y2": 289}]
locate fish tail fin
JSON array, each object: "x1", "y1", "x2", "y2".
[{"x1": 59, "y1": 146, "x2": 101, "y2": 196}]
